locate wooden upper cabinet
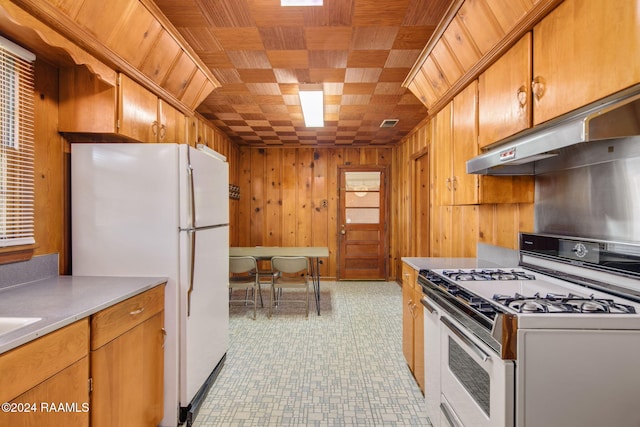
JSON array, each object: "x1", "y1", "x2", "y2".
[
  {"x1": 158, "y1": 99, "x2": 186, "y2": 144},
  {"x1": 532, "y1": 0, "x2": 640, "y2": 125},
  {"x1": 478, "y1": 32, "x2": 532, "y2": 148},
  {"x1": 433, "y1": 102, "x2": 453, "y2": 207},
  {"x1": 59, "y1": 67, "x2": 185, "y2": 143},
  {"x1": 451, "y1": 81, "x2": 479, "y2": 205},
  {"x1": 59, "y1": 66, "x2": 118, "y2": 136},
  {"x1": 119, "y1": 74, "x2": 186, "y2": 143},
  {"x1": 118, "y1": 73, "x2": 159, "y2": 143},
  {"x1": 433, "y1": 83, "x2": 478, "y2": 206},
  {"x1": 432, "y1": 80, "x2": 534, "y2": 206}
]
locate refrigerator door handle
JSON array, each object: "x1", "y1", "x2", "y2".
[
  {"x1": 186, "y1": 146, "x2": 197, "y2": 317},
  {"x1": 187, "y1": 228, "x2": 196, "y2": 317}
]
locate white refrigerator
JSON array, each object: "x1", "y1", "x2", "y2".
[{"x1": 71, "y1": 143, "x2": 229, "y2": 427}]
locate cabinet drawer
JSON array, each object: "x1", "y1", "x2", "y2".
[
  {"x1": 91, "y1": 285, "x2": 165, "y2": 350},
  {"x1": 0, "y1": 319, "x2": 89, "y2": 403}
]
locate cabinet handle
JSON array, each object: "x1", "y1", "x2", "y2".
[
  {"x1": 516, "y1": 85, "x2": 527, "y2": 107},
  {"x1": 129, "y1": 307, "x2": 145, "y2": 316},
  {"x1": 452, "y1": 176, "x2": 458, "y2": 191},
  {"x1": 532, "y1": 76, "x2": 546, "y2": 101},
  {"x1": 445, "y1": 177, "x2": 452, "y2": 191},
  {"x1": 159, "y1": 124, "x2": 167, "y2": 140},
  {"x1": 161, "y1": 328, "x2": 167, "y2": 349},
  {"x1": 152, "y1": 120, "x2": 159, "y2": 136}
]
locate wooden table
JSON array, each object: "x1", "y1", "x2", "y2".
[{"x1": 229, "y1": 247, "x2": 329, "y2": 315}]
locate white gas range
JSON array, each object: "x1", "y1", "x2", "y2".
[{"x1": 419, "y1": 233, "x2": 640, "y2": 427}]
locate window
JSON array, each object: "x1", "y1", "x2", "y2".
[{"x1": 0, "y1": 37, "x2": 35, "y2": 247}]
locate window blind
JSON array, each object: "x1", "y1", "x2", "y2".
[{"x1": 0, "y1": 37, "x2": 35, "y2": 247}]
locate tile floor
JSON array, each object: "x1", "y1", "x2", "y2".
[{"x1": 193, "y1": 281, "x2": 430, "y2": 427}]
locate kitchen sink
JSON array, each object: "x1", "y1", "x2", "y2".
[{"x1": 0, "y1": 317, "x2": 42, "y2": 336}]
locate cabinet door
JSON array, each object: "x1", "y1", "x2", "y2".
[
  {"x1": 158, "y1": 99, "x2": 185, "y2": 144},
  {"x1": 412, "y1": 285, "x2": 425, "y2": 393},
  {"x1": 478, "y1": 32, "x2": 532, "y2": 148},
  {"x1": 433, "y1": 103, "x2": 453, "y2": 206},
  {"x1": 533, "y1": 0, "x2": 640, "y2": 125},
  {"x1": 452, "y1": 81, "x2": 478, "y2": 205},
  {"x1": 402, "y1": 271, "x2": 415, "y2": 368},
  {"x1": 91, "y1": 312, "x2": 164, "y2": 427},
  {"x1": 0, "y1": 358, "x2": 90, "y2": 427},
  {"x1": 118, "y1": 74, "x2": 158, "y2": 142}
]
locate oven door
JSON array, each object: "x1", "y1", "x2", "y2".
[{"x1": 439, "y1": 312, "x2": 514, "y2": 427}]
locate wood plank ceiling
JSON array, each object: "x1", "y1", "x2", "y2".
[{"x1": 154, "y1": 0, "x2": 453, "y2": 146}]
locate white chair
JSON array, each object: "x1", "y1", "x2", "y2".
[
  {"x1": 228, "y1": 256, "x2": 259, "y2": 319},
  {"x1": 269, "y1": 256, "x2": 310, "y2": 318}
]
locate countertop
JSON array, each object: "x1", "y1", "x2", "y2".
[
  {"x1": 0, "y1": 275, "x2": 167, "y2": 354},
  {"x1": 401, "y1": 257, "x2": 503, "y2": 271}
]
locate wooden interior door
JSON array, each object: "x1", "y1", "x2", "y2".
[{"x1": 337, "y1": 166, "x2": 387, "y2": 280}]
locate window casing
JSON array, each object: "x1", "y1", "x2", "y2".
[{"x1": 0, "y1": 37, "x2": 35, "y2": 247}]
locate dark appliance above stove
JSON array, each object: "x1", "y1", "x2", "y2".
[{"x1": 520, "y1": 232, "x2": 640, "y2": 276}]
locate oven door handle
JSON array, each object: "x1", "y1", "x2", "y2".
[
  {"x1": 440, "y1": 397, "x2": 464, "y2": 427},
  {"x1": 421, "y1": 297, "x2": 438, "y2": 315},
  {"x1": 441, "y1": 316, "x2": 491, "y2": 362}
]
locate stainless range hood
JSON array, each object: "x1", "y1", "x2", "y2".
[{"x1": 467, "y1": 84, "x2": 640, "y2": 175}]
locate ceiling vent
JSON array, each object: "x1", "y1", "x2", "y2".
[{"x1": 380, "y1": 119, "x2": 399, "y2": 128}]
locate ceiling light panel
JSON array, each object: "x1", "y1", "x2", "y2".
[{"x1": 281, "y1": 0, "x2": 323, "y2": 6}]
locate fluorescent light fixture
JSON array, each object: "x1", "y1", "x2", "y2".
[
  {"x1": 281, "y1": 0, "x2": 322, "y2": 6},
  {"x1": 299, "y1": 85, "x2": 324, "y2": 127}
]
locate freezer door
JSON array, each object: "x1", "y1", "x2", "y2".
[
  {"x1": 179, "y1": 225, "x2": 229, "y2": 405},
  {"x1": 179, "y1": 145, "x2": 229, "y2": 228}
]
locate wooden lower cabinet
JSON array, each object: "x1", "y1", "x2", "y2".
[
  {"x1": 5, "y1": 358, "x2": 90, "y2": 427},
  {"x1": 0, "y1": 320, "x2": 90, "y2": 427},
  {"x1": 90, "y1": 285, "x2": 165, "y2": 427},
  {"x1": 0, "y1": 285, "x2": 165, "y2": 427},
  {"x1": 401, "y1": 262, "x2": 424, "y2": 392}
]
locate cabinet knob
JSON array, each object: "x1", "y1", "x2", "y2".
[
  {"x1": 446, "y1": 177, "x2": 452, "y2": 191},
  {"x1": 516, "y1": 85, "x2": 528, "y2": 107},
  {"x1": 532, "y1": 76, "x2": 546, "y2": 101},
  {"x1": 151, "y1": 120, "x2": 159, "y2": 136}
]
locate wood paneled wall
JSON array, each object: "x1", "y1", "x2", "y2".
[
  {"x1": 34, "y1": 60, "x2": 68, "y2": 272},
  {"x1": 235, "y1": 146, "x2": 392, "y2": 279}
]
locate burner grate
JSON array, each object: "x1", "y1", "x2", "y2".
[
  {"x1": 441, "y1": 269, "x2": 535, "y2": 281},
  {"x1": 492, "y1": 292, "x2": 637, "y2": 314}
]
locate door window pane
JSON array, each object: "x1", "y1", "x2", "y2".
[
  {"x1": 345, "y1": 191, "x2": 379, "y2": 208},
  {"x1": 346, "y1": 208, "x2": 379, "y2": 224},
  {"x1": 345, "y1": 171, "x2": 380, "y2": 191}
]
